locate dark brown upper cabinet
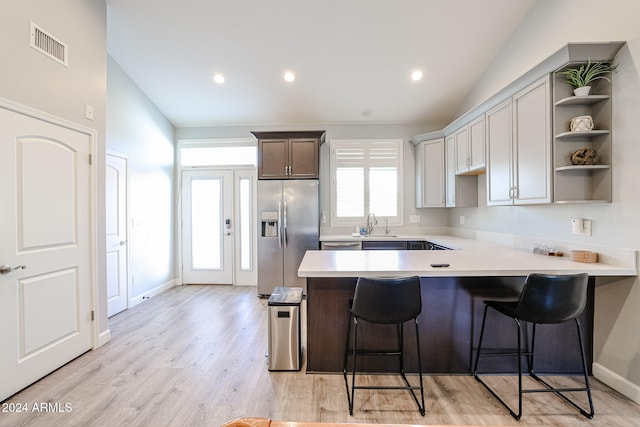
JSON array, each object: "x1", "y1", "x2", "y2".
[{"x1": 252, "y1": 131, "x2": 325, "y2": 179}]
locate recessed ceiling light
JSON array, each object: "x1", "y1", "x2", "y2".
[
  {"x1": 411, "y1": 70, "x2": 423, "y2": 81},
  {"x1": 283, "y1": 71, "x2": 296, "y2": 83},
  {"x1": 213, "y1": 73, "x2": 226, "y2": 84}
]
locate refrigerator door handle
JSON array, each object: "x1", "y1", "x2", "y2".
[
  {"x1": 283, "y1": 200, "x2": 288, "y2": 248},
  {"x1": 277, "y1": 201, "x2": 283, "y2": 249}
]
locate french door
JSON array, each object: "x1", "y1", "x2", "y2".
[{"x1": 181, "y1": 170, "x2": 234, "y2": 284}]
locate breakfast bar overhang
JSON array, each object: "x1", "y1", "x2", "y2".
[{"x1": 297, "y1": 242, "x2": 637, "y2": 374}]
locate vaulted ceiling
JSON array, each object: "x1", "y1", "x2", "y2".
[{"x1": 106, "y1": 0, "x2": 536, "y2": 128}]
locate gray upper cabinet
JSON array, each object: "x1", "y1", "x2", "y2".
[
  {"x1": 415, "y1": 137, "x2": 445, "y2": 208},
  {"x1": 486, "y1": 75, "x2": 552, "y2": 206},
  {"x1": 411, "y1": 43, "x2": 624, "y2": 207},
  {"x1": 455, "y1": 115, "x2": 486, "y2": 175},
  {"x1": 446, "y1": 134, "x2": 478, "y2": 208}
]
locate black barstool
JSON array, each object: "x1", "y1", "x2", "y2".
[
  {"x1": 343, "y1": 276, "x2": 425, "y2": 416},
  {"x1": 473, "y1": 273, "x2": 594, "y2": 420}
]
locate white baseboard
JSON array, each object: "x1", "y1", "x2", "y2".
[
  {"x1": 130, "y1": 279, "x2": 177, "y2": 308},
  {"x1": 593, "y1": 362, "x2": 640, "y2": 405},
  {"x1": 96, "y1": 329, "x2": 111, "y2": 348}
]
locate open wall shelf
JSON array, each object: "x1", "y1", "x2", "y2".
[{"x1": 552, "y1": 67, "x2": 613, "y2": 203}]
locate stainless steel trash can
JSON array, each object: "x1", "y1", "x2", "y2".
[{"x1": 268, "y1": 286, "x2": 302, "y2": 371}]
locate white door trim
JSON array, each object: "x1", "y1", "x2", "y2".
[{"x1": 0, "y1": 96, "x2": 100, "y2": 349}]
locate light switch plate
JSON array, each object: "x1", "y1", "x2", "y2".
[
  {"x1": 85, "y1": 104, "x2": 94, "y2": 121},
  {"x1": 571, "y1": 218, "x2": 583, "y2": 234}
]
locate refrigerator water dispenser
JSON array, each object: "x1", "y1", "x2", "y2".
[{"x1": 261, "y1": 211, "x2": 279, "y2": 237}]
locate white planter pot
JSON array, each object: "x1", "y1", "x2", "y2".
[
  {"x1": 570, "y1": 115, "x2": 595, "y2": 132},
  {"x1": 574, "y1": 86, "x2": 592, "y2": 96}
]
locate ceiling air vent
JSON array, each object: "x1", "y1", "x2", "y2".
[{"x1": 30, "y1": 22, "x2": 68, "y2": 67}]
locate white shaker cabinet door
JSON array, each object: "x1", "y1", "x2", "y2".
[
  {"x1": 512, "y1": 75, "x2": 552, "y2": 205},
  {"x1": 486, "y1": 98, "x2": 513, "y2": 205}
]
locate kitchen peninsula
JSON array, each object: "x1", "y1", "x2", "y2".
[{"x1": 298, "y1": 236, "x2": 636, "y2": 374}]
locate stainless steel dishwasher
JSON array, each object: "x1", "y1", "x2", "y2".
[{"x1": 320, "y1": 241, "x2": 362, "y2": 250}]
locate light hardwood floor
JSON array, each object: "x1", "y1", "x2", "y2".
[{"x1": 1, "y1": 285, "x2": 639, "y2": 427}]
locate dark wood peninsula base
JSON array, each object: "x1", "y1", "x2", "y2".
[{"x1": 306, "y1": 276, "x2": 594, "y2": 375}]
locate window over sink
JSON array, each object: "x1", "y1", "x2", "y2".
[{"x1": 330, "y1": 139, "x2": 403, "y2": 226}]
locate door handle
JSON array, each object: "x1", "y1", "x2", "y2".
[
  {"x1": 277, "y1": 201, "x2": 283, "y2": 249},
  {"x1": 0, "y1": 264, "x2": 27, "y2": 275},
  {"x1": 119, "y1": 240, "x2": 128, "y2": 245},
  {"x1": 283, "y1": 200, "x2": 288, "y2": 248}
]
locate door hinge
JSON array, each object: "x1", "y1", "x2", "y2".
[{"x1": 91, "y1": 310, "x2": 95, "y2": 321}]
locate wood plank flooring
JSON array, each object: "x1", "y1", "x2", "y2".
[{"x1": 1, "y1": 285, "x2": 639, "y2": 427}]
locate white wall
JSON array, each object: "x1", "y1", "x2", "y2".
[
  {"x1": 177, "y1": 122, "x2": 450, "y2": 236},
  {"x1": 0, "y1": 0, "x2": 109, "y2": 336},
  {"x1": 107, "y1": 56, "x2": 176, "y2": 301},
  {"x1": 450, "y1": 0, "x2": 640, "y2": 398}
]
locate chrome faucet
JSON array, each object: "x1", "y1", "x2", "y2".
[{"x1": 366, "y1": 213, "x2": 377, "y2": 235}]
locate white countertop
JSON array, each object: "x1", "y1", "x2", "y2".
[{"x1": 300, "y1": 236, "x2": 637, "y2": 278}]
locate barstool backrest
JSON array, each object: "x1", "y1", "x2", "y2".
[
  {"x1": 351, "y1": 276, "x2": 422, "y2": 324},
  {"x1": 516, "y1": 273, "x2": 588, "y2": 324}
]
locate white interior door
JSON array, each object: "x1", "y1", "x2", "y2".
[
  {"x1": 182, "y1": 170, "x2": 233, "y2": 284},
  {"x1": 0, "y1": 106, "x2": 93, "y2": 401},
  {"x1": 106, "y1": 153, "x2": 129, "y2": 317}
]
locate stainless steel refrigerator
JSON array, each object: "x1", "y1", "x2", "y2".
[{"x1": 257, "y1": 180, "x2": 319, "y2": 296}]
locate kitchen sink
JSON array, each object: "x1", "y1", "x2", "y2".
[{"x1": 361, "y1": 234, "x2": 398, "y2": 237}]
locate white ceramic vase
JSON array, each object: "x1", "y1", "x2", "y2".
[{"x1": 573, "y1": 86, "x2": 591, "y2": 96}]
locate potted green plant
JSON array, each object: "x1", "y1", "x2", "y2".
[{"x1": 558, "y1": 59, "x2": 617, "y2": 96}]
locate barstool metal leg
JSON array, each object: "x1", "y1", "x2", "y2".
[
  {"x1": 414, "y1": 319, "x2": 426, "y2": 416},
  {"x1": 473, "y1": 306, "x2": 523, "y2": 420},
  {"x1": 344, "y1": 317, "x2": 425, "y2": 416},
  {"x1": 342, "y1": 314, "x2": 354, "y2": 415},
  {"x1": 349, "y1": 317, "x2": 359, "y2": 415},
  {"x1": 475, "y1": 308, "x2": 595, "y2": 420}
]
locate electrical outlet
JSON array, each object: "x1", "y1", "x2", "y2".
[
  {"x1": 583, "y1": 220, "x2": 592, "y2": 236},
  {"x1": 459, "y1": 215, "x2": 465, "y2": 225}
]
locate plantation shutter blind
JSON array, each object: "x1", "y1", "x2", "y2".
[{"x1": 332, "y1": 140, "x2": 401, "y2": 223}]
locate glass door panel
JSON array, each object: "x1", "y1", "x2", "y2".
[
  {"x1": 190, "y1": 178, "x2": 222, "y2": 269},
  {"x1": 182, "y1": 170, "x2": 233, "y2": 284}
]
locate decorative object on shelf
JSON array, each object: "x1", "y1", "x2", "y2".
[
  {"x1": 571, "y1": 148, "x2": 598, "y2": 165},
  {"x1": 570, "y1": 115, "x2": 594, "y2": 132},
  {"x1": 558, "y1": 59, "x2": 617, "y2": 96},
  {"x1": 570, "y1": 250, "x2": 598, "y2": 263}
]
